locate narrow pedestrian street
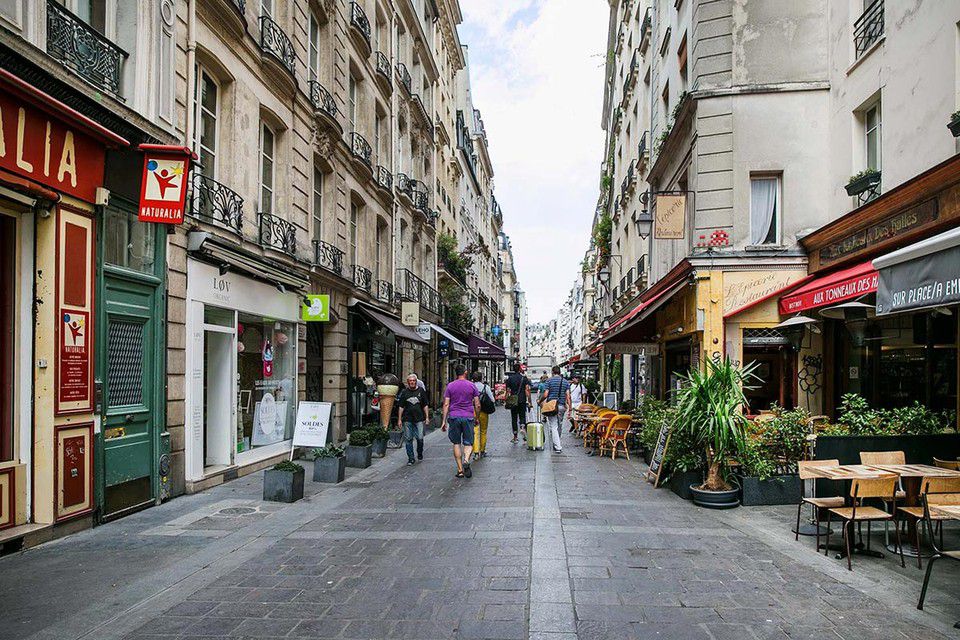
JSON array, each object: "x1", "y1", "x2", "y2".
[{"x1": 1, "y1": 409, "x2": 957, "y2": 640}]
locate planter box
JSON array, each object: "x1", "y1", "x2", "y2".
[
  {"x1": 263, "y1": 467, "x2": 305, "y2": 503},
  {"x1": 844, "y1": 173, "x2": 880, "y2": 196},
  {"x1": 313, "y1": 456, "x2": 345, "y2": 483},
  {"x1": 668, "y1": 470, "x2": 703, "y2": 501},
  {"x1": 949, "y1": 118, "x2": 960, "y2": 137},
  {"x1": 345, "y1": 444, "x2": 373, "y2": 468},
  {"x1": 371, "y1": 438, "x2": 388, "y2": 458},
  {"x1": 737, "y1": 474, "x2": 800, "y2": 506}
]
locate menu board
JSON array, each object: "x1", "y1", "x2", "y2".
[{"x1": 646, "y1": 419, "x2": 672, "y2": 487}]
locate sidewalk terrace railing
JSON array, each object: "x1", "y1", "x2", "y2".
[
  {"x1": 46, "y1": 0, "x2": 127, "y2": 98},
  {"x1": 396, "y1": 62, "x2": 412, "y2": 95},
  {"x1": 349, "y1": 2, "x2": 371, "y2": 46},
  {"x1": 375, "y1": 52, "x2": 392, "y2": 83},
  {"x1": 314, "y1": 240, "x2": 344, "y2": 277},
  {"x1": 352, "y1": 264, "x2": 372, "y2": 293},
  {"x1": 190, "y1": 173, "x2": 244, "y2": 235},
  {"x1": 396, "y1": 268, "x2": 442, "y2": 314},
  {"x1": 854, "y1": 0, "x2": 883, "y2": 59},
  {"x1": 258, "y1": 212, "x2": 296, "y2": 255},
  {"x1": 308, "y1": 81, "x2": 337, "y2": 118},
  {"x1": 376, "y1": 279, "x2": 394, "y2": 305},
  {"x1": 349, "y1": 132, "x2": 373, "y2": 169},
  {"x1": 375, "y1": 165, "x2": 393, "y2": 191},
  {"x1": 258, "y1": 16, "x2": 295, "y2": 76}
]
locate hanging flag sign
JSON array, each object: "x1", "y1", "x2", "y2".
[
  {"x1": 137, "y1": 144, "x2": 195, "y2": 224},
  {"x1": 655, "y1": 194, "x2": 686, "y2": 240}
]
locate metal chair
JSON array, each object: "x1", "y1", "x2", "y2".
[
  {"x1": 917, "y1": 476, "x2": 960, "y2": 611},
  {"x1": 825, "y1": 474, "x2": 906, "y2": 571},
  {"x1": 796, "y1": 460, "x2": 844, "y2": 551}
]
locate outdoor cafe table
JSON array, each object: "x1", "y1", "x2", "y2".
[{"x1": 807, "y1": 463, "x2": 960, "y2": 557}]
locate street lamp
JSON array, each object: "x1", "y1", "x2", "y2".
[{"x1": 634, "y1": 211, "x2": 653, "y2": 240}]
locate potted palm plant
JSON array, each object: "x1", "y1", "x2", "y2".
[
  {"x1": 312, "y1": 443, "x2": 346, "y2": 483},
  {"x1": 345, "y1": 429, "x2": 373, "y2": 468},
  {"x1": 263, "y1": 460, "x2": 305, "y2": 503},
  {"x1": 674, "y1": 356, "x2": 758, "y2": 509}
]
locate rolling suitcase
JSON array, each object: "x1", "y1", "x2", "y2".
[{"x1": 526, "y1": 422, "x2": 544, "y2": 451}]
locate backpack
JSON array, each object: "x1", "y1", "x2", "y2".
[{"x1": 480, "y1": 384, "x2": 496, "y2": 414}]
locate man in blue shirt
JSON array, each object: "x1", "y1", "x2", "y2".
[{"x1": 539, "y1": 366, "x2": 571, "y2": 453}]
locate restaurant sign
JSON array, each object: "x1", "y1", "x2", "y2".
[
  {"x1": 819, "y1": 198, "x2": 939, "y2": 266},
  {"x1": 779, "y1": 270, "x2": 878, "y2": 314},
  {"x1": 876, "y1": 245, "x2": 960, "y2": 316},
  {"x1": 654, "y1": 194, "x2": 686, "y2": 240}
]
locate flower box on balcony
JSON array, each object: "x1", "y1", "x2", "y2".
[
  {"x1": 948, "y1": 111, "x2": 960, "y2": 138},
  {"x1": 844, "y1": 169, "x2": 881, "y2": 196}
]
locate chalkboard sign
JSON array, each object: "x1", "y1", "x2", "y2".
[{"x1": 646, "y1": 419, "x2": 672, "y2": 487}]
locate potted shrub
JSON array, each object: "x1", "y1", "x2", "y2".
[
  {"x1": 664, "y1": 424, "x2": 706, "y2": 501},
  {"x1": 312, "y1": 443, "x2": 346, "y2": 483},
  {"x1": 844, "y1": 168, "x2": 881, "y2": 196},
  {"x1": 949, "y1": 110, "x2": 960, "y2": 137},
  {"x1": 263, "y1": 460, "x2": 305, "y2": 503},
  {"x1": 345, "y1": 429, "x2": 373, "y2": 468},
  {"x1": 735, "y1": 407, "x2": 807, "y2": 506},
  {"x1": 388, "y1": 425, "x2": 404, "y2": 448},
  {"x1": 365, "y1": 424, "x2": 390, "y2": 458},
  {"x1": 674, "y1": 357, "x2": 758, "y2": 509}
]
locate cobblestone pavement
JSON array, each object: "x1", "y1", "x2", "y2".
[{"x1": 2, "y1": 410, "x2": 960, "y2": 640}]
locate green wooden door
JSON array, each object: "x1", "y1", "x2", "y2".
[{"x1": 97, "y1": 198, "x2": 165, "y2": 518}]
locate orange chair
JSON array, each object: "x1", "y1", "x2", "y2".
[
  {"x1": 599, "y1": 414, "x2": 632, "y2": 460},
  {"x1": 584, "y1": 412, "x2": 614, "y2": 454}
]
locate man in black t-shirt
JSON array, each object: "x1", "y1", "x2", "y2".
[
  {"x1": 397, "y1": 374, "x2": 430, "y2": 464},
  {"x1": 504, "y1": 363, "x2": 532, "y2": 443}
]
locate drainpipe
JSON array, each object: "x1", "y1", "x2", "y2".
[{"x1": 184, "y1": 0, "x2": 196, "y2": 148}]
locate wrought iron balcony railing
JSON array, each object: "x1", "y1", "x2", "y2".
[
  {"x1": 856, "y1": 171, "x2": 882, "y2": 206},
  {"x1": 640, "y1": 7, "x2": 652, "y2": 51},
  {"x1": 308, "y1": 80, "x2": 337, "y2": 118},
  {"x1": 231, "y1": 0, "x2": 246, "y2": 14},
  {"x1": 412, "y1": 190, "x2": 429, "y2": 212},
  {"x1": 375, "y1": 165, "x2": 393, "y2": 191},
  {"x1": 854, "y1": 0, "x2": 884, "y2": 59},
  {"x1": 348, "y1": 132, "x2": 372, "y2": 169},
  {"x1": 314, "y1": 240, "x2": 344, "y2": 277},
  {"x1": 620, "y1": 162, "x2": 635, "y2": 198},
  {"x1": 376, "y1": 279, "x2": 394, "y2": 304},
  {"x1": 46, "y1": 0, "x2": 127, "y2": 97},
  {"x1": 638, "y1": 131, "x2": 649, "y2": 159},
  {"x1": 190, "y1": 173, "x2": 244, "y2": 234},
  {"x1": 396, "y1": 62, "x2": 412, "y2": 94},
  {"x1": 259, "y1": 212, "x2": 296, "y2": 254},
  {"x1": 396, "y1": 172, "x2": 412, "y2": 196},
  {"x1": 349, "y1": 2, "x2": 371, "y2": 46},
  {"x1": 396, "y1": 268, "x2": 442, "y2": 314},
  {"x1": 352, "y1": 264, "x2": 372, "y2": 292},
  {"x1": 375, "y1": 51, "x2": 391, "y2": 83},
  {"x1": 259, "y1": 16, "x2": 295, "y2": 76}
]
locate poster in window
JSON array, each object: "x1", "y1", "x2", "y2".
[
  {"x1": 56, "y1": 210, "x2": 94, "y2": 414},
  {"x1": 252, "y1": 394, "x2": 289, "y2": 445}
]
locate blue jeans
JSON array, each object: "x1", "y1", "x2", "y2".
[{"x1": 403, "y1": 421, "x2": 424, "y2": 460}]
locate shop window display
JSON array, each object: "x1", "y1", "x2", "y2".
[{"x1": 237, "y1": 314, "x2": 296, "y2": 452}]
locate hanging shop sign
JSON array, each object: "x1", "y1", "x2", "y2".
[
  {"x1": 137, "y1": 145, "x2": 194, "y2": 224},
  {"x1": 401, "y1": 301, "x2": 420, "y2": 326},
  {"x1": 654, "y1": 194, "x2": 686, "y2": 240},
  {"x1": 415, "y1": 322, "x2": 432, "y2": 342},
  {"x1": 302, "y1": 294, "x2": 330, "y2": 322},
  {"x1": 876, "y1": 244, "x2": 960, "y2": 316},
  {"x1": 292, "y1": 401, "x2": 334, "y2": 449}
]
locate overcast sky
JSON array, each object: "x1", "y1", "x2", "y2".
[{"x1": 459, "y1": 0, "x2": 608, "y2": 324}]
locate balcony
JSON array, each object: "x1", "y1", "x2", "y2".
[
  {"x1": 639, "y1": 7, "x2": 652, "y2": 53},
  {"x1": 352, "y1": 264, "x2": 372, "y2": 293},
  {"x1": 637, "y1": 131, "x2": 649, "y2": 164},
  {"x1": 396, "y1": 172, "x2": 412, "y2": 199},
  {"x1": 412, "y1": 190, "x2": 429, "y2": 213},
  {"x1": 397, "y1": 268, "x2": 442, "y2": 315},
  {"x1": 374, "y1": 165, "x2": 393, "y2": 192},
  {"x1": 46, "y1": 0, "x2": 127, "y2": 98},
  {"x1": 374, "y1": 51, "x2": 392, "y2": 93},
  {"x1": 190, "y1": 173, "x2": 244, "y2": 235},
  {"x1": 258, "y1": 16, "x2": 295, "y2": 77},
  {"x1": 854, "y1": 0, "x2": 884, "y2": 59},
  {"x1": 308, "y1": 81, "x2": 337, "y2": 119},
  {"x1": 491, "y1": 196, "x2": 503, "y2": 227},
  {"x1": 376, "y1": 279, "x2": 394, "y2": 305},
  {"x1": 348, "y1": 132, "x2": 373, "y2": 171},
  {"x1": 314, "y1": 240, "x2": 344, "y2": 277},
  {"x1": 259, "y1": 212, "x2": 296, "y2": 255},
  {"x1": 620, "y1": 161, "x2": 635, "y2": 199},
  {"x1": 396, "y1": 62, "x2": 412, "y2": 95},
  {"x1": 349, "y1": 2, "x2": 372, "y2": 52}
]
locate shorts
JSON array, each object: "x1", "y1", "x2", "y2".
[{"x1": 447, "y1": 417, "x2": 475, "y2": 446}]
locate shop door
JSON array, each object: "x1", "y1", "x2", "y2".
[{"x1": 98, "y1": 201, "x2": 165, "y2": 518}]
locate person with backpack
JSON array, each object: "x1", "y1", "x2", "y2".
[
  {"x1": 504, "y1": 363, "x2": 532, "y2": 443},
  {"x1": 539, "y1": 366, "x2": 571, "y2": 453},
  {"x1": 472, "y1": 371, "x2": 496, "y2": 459}
]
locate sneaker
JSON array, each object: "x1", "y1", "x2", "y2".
[
  {"x1": 480, "y1": 451, "x2": 487, "y2": 458},
  {"x1": 553, "y1": 448, "x2": 563, "y2": 453},
  {"x1": 407, "y1": 459, "x2": 415, "y2": 465},
  {"x1": 418, "y1": 453, "x2": 423, "y2": 461},
  {"x1": 511, "y1": 437, "x2": 518, "y2": 443},
  {"x1": 463, "y1": 463, "x2": 472, "y2": 478}
]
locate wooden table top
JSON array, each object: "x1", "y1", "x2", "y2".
[
  {"x1": 930, "y1": 505, "x2": 960, "y2": 519},
  {"x1": 869, "y1": 464, "x2": 960, "y2": 478},
  {"x1": 807, "y1": 463, "x2": 960, "y2": 480}
]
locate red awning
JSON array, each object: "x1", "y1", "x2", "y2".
[{"x1": 778, "y1": 261, "x2": 878, "y2": 315}]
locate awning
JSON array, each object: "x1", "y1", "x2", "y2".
[
  {"x1": 467, "y1": 335, "x2": 506, "y2": 361},
  {"x1": 420, "y1": 322, "x2": 468, "y2": 352},
  {"x1": 355, "y1": 303, "x2": 428, "y2": 344},
  {"x1": 873, "y1": 227, "x2": 960, "y2": 316},
  {"x1": 601, "y1": 280, "x2": 688, "y2": 344},
  {"x1": 188, "y1": 231, "x2": 309, "y2": 291},
  {"x1": 778, "y1": 261, "x2": 878, "y2": 315}
]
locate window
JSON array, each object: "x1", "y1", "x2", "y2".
[
  {"x1": 865, "y1": 101, "x2": 882, "y2": 171},
  {"x1": 260, "y1": 0, "x2": 272, "y2": 18},
  {"x1": 312, "y1": 166, "x2": 323, "y2": 243},
  {"x1": 678, "y1": 33, "x2": 688, "y2": 91},
  {"x1": 308, "y1": 14, "x2": 320, "y2": 83},
  {"x1": 193, "y1": 67, "x2": 218, "y2": 178},
  {"x1": 348, "y1": 74, "x2": 358, "y2": 131},
  {"x1": 349, "y1": 203, "x2": 359, "y2": 265},
  {"x1": 375, "y1": 219, "x2": 385, "y2": 280},
  {"x1": 749, "y1": 175, "x2": 780, "y2": 245},
  {"x1": 76, "y1": 0, "x2": 106, "y2": 33},
  {"x1": 259, "y1": 123, "x2": 275, "y2": 214},
  {"x1": 374, "y1": 111, "x2": 383, "y2": 158}
]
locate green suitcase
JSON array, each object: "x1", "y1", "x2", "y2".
[{"x1": 526, "y1": 422, "x2": 544, "y2": 451}]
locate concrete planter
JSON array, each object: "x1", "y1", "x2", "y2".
[
  {"x1": 737, "y1": 474, "x2": 800, "y2": 506},
  {"x1": 371, "y1": 438, "x2": 388, "y2": 458},
  {"x1": 313, "y1": 456, "x2": 345, "y2": 483},
  {"x1": 345, "y1": 444, "x2": 372, "y2": 468},
  {"x1": 388, "y1": 430, "x2": 403, "y2": 447},
  {"x1": 690, "y1": 484, "x2": 740, "y2": 509},
  {"x1": 263, "y1": 467, "x2": 304, "y2": 503},
  {"x1": 668, "y1": 470, "x2": 702, "y2": 501}
]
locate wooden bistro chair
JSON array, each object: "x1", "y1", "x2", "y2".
[
  {"x1": 916, "y1": 477, "x2": 960, "y2": 611},
  {"x1": 599, "y1": 414, "x2": 632, "y2": 461},
  {"x1": 824, "y1": 474, "x2": 906, "y2": 571},
  {"x1": 584, "y1": 412, "x2": 614, "y2": 455},
  {"x1": 795, "y1": 460, "x2": 845, "y2": 551},
  {"x1": 859, "y1": 450, "x2": 907, "y2": 546},
  {"x1": 933, "y1": 457, "x2": 960, "y2": 471}
]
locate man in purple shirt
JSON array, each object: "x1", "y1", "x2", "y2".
[{"x1": 441, "y1": 365, "x2": 480, "y2": 478}]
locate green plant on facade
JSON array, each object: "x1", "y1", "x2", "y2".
[
  {"x1": 609, "y1": 358, "x2": 623, "y2": 390},
  {"x1": 312, "y1": 443, "x2": 344, "y2": 458},
  {"x1": 674, "y1": 357, "x2": 758, "y2": 491},
  {"x1": 437, "y1": 232, "x2": 472, "y2": 284},
  {"x1": 600, "y1": 173, "x2": 612, "y2": 192},
  {"x1": 439, "y1": 279, "x2": 473, "y2": 334},
  {"x1": 671, "y1": 91, "x2": 688, "y2": 121},
  {"x1": 593, "y1": 213, "x2": 612, "y2": 269},
  {"x1": 737, "y1": 405, "x2": 811, "y2": 480},
  {"x1": 272, "y1": 460, "x2": 302, "y2": 473},
  {"x1": 846, "y1": 168, "x2": 880, "y2": 186},
  {"x1": 654, "y1": 128, "x2": 671, "y2": 155}
]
